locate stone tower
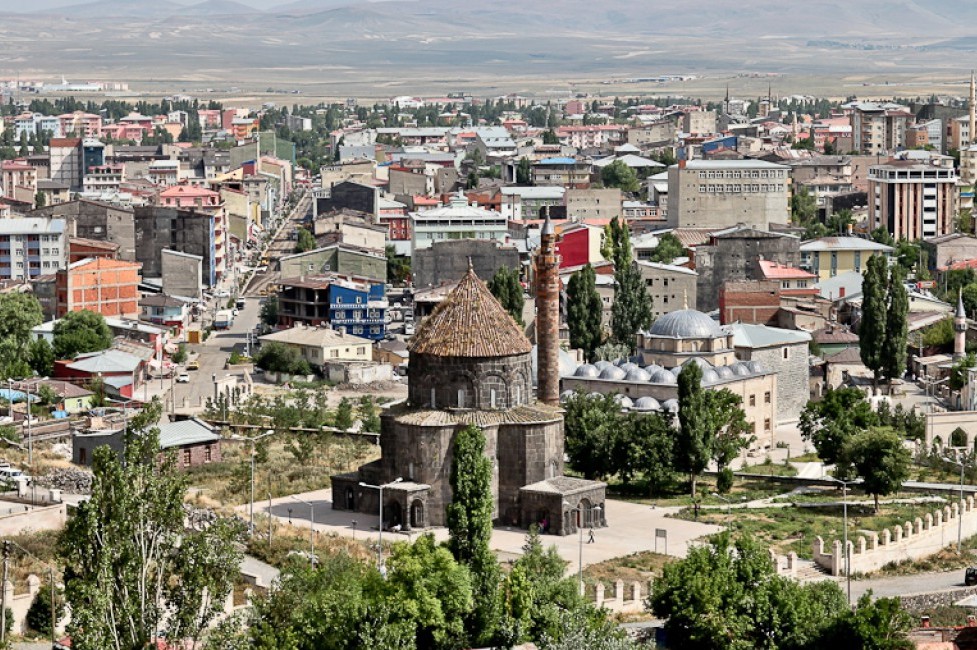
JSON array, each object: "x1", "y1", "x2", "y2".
[
  {"x1": 535, "y1": 212, "x2": 561, "y2": 405},
  {"x1": 956, "y1": 288, "x2": 968, "y2": 360}
]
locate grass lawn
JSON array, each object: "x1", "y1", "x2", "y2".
[
  {"x1": 672, "y1": 499, "x2": 951, "y2": 560},
  {"x1": 607, "y1": 476, "x2": 801, "y2": 509},
  {"x1": 737, "y1": 460, "x2": 799, "y2": 477},
  {"x1": 186, "y1": 436, "x2": 379, "y2": 507},
  {"x1": 245, "y1": 515, "x2": 377, "y2": 568}
]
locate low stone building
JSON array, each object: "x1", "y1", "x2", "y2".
[
  {"x1": 729, "y1": 323, "x2": 812, "y2": 423},
  {"x1": 636, "y1": 261, "x2": 698, "y2": 321},
  {"x1": 412, "y1": 238, "x2": 520, "y2": 290},
  {"x1": 73, "y1": 417, "x2": 221, "y2": 469}
]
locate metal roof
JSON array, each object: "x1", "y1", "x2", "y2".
[
  {"x1": 799, "y1": 237, "x2": 894, "y2": 253},
  {"x1": 647, "y1": 309, "x2": 724, "y2": 339},
  {"x1": 730, "y1": 323, "x2": 811, "y2": 349},
  {"x1": 158, "y1": 418, "x2": 219, "y2": 448}
]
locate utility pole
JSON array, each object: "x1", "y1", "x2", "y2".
[
  {"x1": 1, "y1": 539, "x2": 9, "y2": 643},
  {"x1": 49, "y1": 566, "x2": 55, "y2": 645}
]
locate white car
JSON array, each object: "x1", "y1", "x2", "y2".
[
  {"x1": 404, "y1": 323, "x2": 415, "y2": 336},
  {"x1": 0, "y1": 466, "x2": 30, "y2": 487},
  {"x1": 176, "y1": 373, "x2": 191, "y2": 383},
  {"x1": 216, "y1": 289, "x2": 231, "y2": 298}
]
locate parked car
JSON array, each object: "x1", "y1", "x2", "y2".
[
  {"x1": 216, "y1": 289, "x2": 231, "y2": 298},
  {"x1": 966, "y1": 567, "x2": 977, "y2": 586},
  {"x1": 176, "y1": 373, "x2": 191, "y2": 383},
  {"x1": 186, "y1": 360, "x2": 200, "y2": 370},
  {"x1": 0, "y1": 465, "x2": 30, "y2": 489},
  {"x1": 404, "y1": 323, "x2": 415, "y2": 336}
]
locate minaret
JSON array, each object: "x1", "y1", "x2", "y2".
[
  {"x1": 535, "y1": 212, "x2": 561, "y2": 405},
  {"x1": 969, "y1": 71, "x2": 975, "y2": 146},
  {"x1": 955, "y1": 288, "x2": 967, "y2": 360}
]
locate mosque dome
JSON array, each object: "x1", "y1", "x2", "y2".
[{"x1": 647, "y1": 309, "x2": 723, "y2": 339}]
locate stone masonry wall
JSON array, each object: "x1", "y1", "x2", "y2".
[
  {"x1": 740, "y1": 342, "x2": 809, "y2": 423},
  {"x1": 408, "y1": 352, "x2": 533, "y2": 410}
]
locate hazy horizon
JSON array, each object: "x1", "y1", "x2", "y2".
[{"x1": 0, "y1": 0, "x2": 295, "y2": 10}]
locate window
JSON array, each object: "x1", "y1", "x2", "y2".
[
  {"x1": 782, "y1": 347, "x2": 789, "y2": 360},
  {"x1": 357, "y1": 347, "x2": 365, "y2": 355},
  {"x1": 51, "y1": 248, "x2": 59, "y2": 256},
  {"x1": 183, "y1": 448, "x2": 191, "y2": 466},
  {"x1": 205, "y1": 445, "x2": 212, "y2": 463},
  {"x1": 330, "y1": 349, "x2": 339, "y2": 358},
  {"x1": 749, "y1": 394, "x2": 756, "y2": 407},
  {"x1": 764, "y1": 391, "x2": 771, "y2": 404},
  {"x1": 764, "y1": 418, "x2": 772, "y2": 432}
]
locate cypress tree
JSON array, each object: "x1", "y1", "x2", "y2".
[
  {"x1": 566, "y1": 264, "x2": 604, "y2": 361},
  {"x1": 607, "y1": 219, "x2": 652, "y2": 351},
  {"x1": 882, "y1": 264, "x2": 909, "y2": 388},
  {"x1": 859, "y1": 254, "x2": 888, "y2": 391},
  {"x1": 446, "y1": 424, "x2": 500, "y2": 645},
  {"x1": 488, "y1": 266, "x2": 524, "y2": 326},
  {"x1": 676, "y1": 362, "x2": 711, "y2": 498}
]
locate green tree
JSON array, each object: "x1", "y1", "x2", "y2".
[
  {"x1": 562, "y1": 391, "x2": 622, "y2": 480},
  {"x1": 565, "y1": 264, "x2": 603, "y2": 361},
  {"x1": 446, "y1": 424, "x2": 499, "y2": 646},
  {"x1": 650, "y1": 533, "x2": 849, "y2": 650},
  {"x1": 34, "y1": 191, "x2": 46, "y2": 208},
  {"x1": 791, "y1": 187, "x2": 817, "y2": 224},
  {"x1": 882, "y1": 265, "x2": 909, "y2": 387},
  {"x1": 649, "y1": 232, "x2": 684, "y2": 264},
  {"x1": 487, "y1": 266, "x2": 524, "y2": 326},
  {"x1": 52, "y1": 310, "x2": 113, "y2": 361},
  {"x1": 294, "y1": 228, "x2": 317, "y2": 254},
  {"x1": 334, "y1": 397, "x2": 353, "y2": 432},
  {"x1": 922, "y1": 316, "x2": 955, "y2": 348},
  {"x1": 0, "y1": 293, "x2": 43, "y2": 379},
  {"x1": 675, "y1": 362, "x2": 711, "y2": 497},
  {"x1": 171, "y1": 343, "x2": 188, "y2": 365},
  {"x1": 260, "y1": 296, "x2": 280, "y2": 328},
  {"x1": 859, "y1": 254, "x2": 888, "y2": 390},
  {"x1": 616, "y1": 412, "x2": 674, "y2": 493},
  {"x1": 358, "y1": 395, "x2": 381, "y2": 433},
  {"x1": 386, "y1": 245, "x2": 411, "y2": 285},
  {"x1": 950, "y1": 352, "x2": 977, "y2": 392},
  {"x1": 842, "y1": 428, "x2": 911, "y2": 512},
  {"x1": 870, "y1": 227, "x2": 896, "y2": 247},
  {"x1": 541, "y1": 129, "x2": 559, "y2": 145},
  {"x1": 819, "y1": 593, "x2": 914, "y2": 650},
  {"x1": 599, "y1": 160, "x2": 639, "y2": 193},
  {"x1": 515, "y1": 157, "x2": 532, "y2": 185},
  {"x1": 703, "y1": 388, "x2": 752, "y2": 492},
  {"x1": 61, "y1": 400, "x2": 243, "y2": 650},
  {"x1": 799, "y1": 387, "x2": 879, "y2": 464},
  {"x1": 894, "y1": 238, "x2": 923, "y2": 276},
  {"x1": 28, "y1": 337, "x2": 54, "y2": 376},
  {"x1": 609, "y1": 223, "x2": 652, "y2": 351},
  {"x1": 26, "y1": 582, "x2": 65, "y2": 637},
  {"x1": 253, "y1": 342, "x2": 312, "y2": 376}
]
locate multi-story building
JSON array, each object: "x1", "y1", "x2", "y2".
[
  {"x1": 787, "y1": 155, "x2": 855, "y2": 211},
  {"x1": 57, "y1": 111, "x2": 102, "y2": 138},
  {"x1": 49, "y1": 138, "x2": 84, "y2": 192},
  {"x1": 531, "y1": 158, "x2": 592, "y2": 189},
  {"x1": 134, "y1": 205, "x2": 224, "y2": 286},
  {"x1": 156, "y1": 185, "x2": 227, "y2": 282},
  {"x1": 55, "y1": 257, "x2": 142, "y2": 319},
  {"x1": 799, "y1": 236, "x2": 894, "y2": 280},
  {"x1": 0, "y1": 160, "x2": 38, "y2": 204},
  {"x1": 564, "y1": 188, "x2": 622, "y2": 221},
  {"x1": 410, "y1": 191, "x2": 508, "y2": 252},
  {"x1": 0, "y1": 217, "x2": 67, "y2": 280},
  {"x1": 499, "y1": 186, "x2": 565, "y2": 220},
  {"x1": 848, "y1": 102, "x2": 913, "y2": 156},
  {"x1": 666, "y1": 160, "x2": 790, "y2": 230},
  {"x1": 636, "y1": 260, "x2": 698, "y2": 320},
  {"x1": 868, "y1": 161, "x2": 958, "y2": 240},
  {"x1": 82, "y1": 164, "x2": 125, "y2": 194},
  {"x1": 276, "y1": 273, "x2": 387, "y2": 340}
]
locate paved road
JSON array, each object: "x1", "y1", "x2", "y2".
[{"x1": 850, "y1": 569, "x2": 970, "y2": 600}]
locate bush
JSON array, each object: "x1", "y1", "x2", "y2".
[
  {"x1": 172, "y1": 343, "x2": 188, "y2": 365},
  {"x1": 26, "y1": 583, "x2": 64, "y2": 637},
  {"x1": 716, "y1": 468, "x2": 734, "y2": 494},
  {"x1": 253, "y1": 342, "x2": 312, "y2": 376}
]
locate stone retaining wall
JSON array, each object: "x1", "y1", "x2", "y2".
[{"x1": 813, "y1": 495, "x2": 977, "y2": 576}]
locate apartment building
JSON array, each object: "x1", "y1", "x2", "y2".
[
  {"x1": 868, "y1": 162, "x2": 958, "y2": 240},
  {"x1": 848, "y1": 102, "x2": 912, "y2": 156},
  {"x1": 0, "y1": 217, "x2": 66, "y2": 280},
  {"x1": 410, "y1": 191, "x2": 508, "y2": 252},
  {"x1": 55, "y1": 257, "x2": 142, "y2": 319},
  {"x1": 49, "y1": 138, "x2": 84, "y2": 192},
  {"x1": 666, "y1": 160, "x2": 789, "y2": 229}
]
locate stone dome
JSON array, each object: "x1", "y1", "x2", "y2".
[
  {"x1": 599, "y1": 366, "x2": 627, "y2": 380},
  {"x1": 625, "y1": 368, "x2": 651, "y2": 382},
  {"x1": 747, "y1": 360, "x2": 765, "y2": 374},
  {"x1": 560, "y1": 390, "x2": 576, "y2": 402},
  {"x1": 634, "y1": 396, "x2": 661, "y2": 411},
  {"x1": 684, "y1": 357, "x2": 713, "y2": 369},
  {"x1": 670, "y1": 366, "x2": 683, "y2": 376},
  {"x1": 531, "y1": 345, "x2": 578, "y2": 380},
  {"x1": 614, "y1": 394, "x2": 634, "y2": 409},
  {"x1": 662, "y1": 398, "x2": 680, "y2": 412},
  {"x1": 715, "y1": 365, "x2": 734, "y2": 379},
  {"x1": 650, "y1": 369, "x2": 677, "y2": 384},
  {"x1": 619, "y1": 362, "x2": 639, "y2": 373},
  {"x1": 588, "y1": 392, "x2": 605, "y2": 400},
  {"x1": 701, "y1": 368, "x2": 720, "y2": 384},
  {"x1": 644, "y1": 364, "x2": 664, "y2": 375},
  {"x1": 731, "y1": 361, "x2": 751, "y2": 376},
  {"x1": 574, "y1": 364, "x2": 599, "y2": 378},
  {"x1": 647, "y1": 309, "x2": 723, "y2": 339},
  {"x1": 594, "y1": 360, "x2": 613, "y2": 371}
]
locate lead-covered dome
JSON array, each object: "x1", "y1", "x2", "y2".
[{"x1": 647, "y1": 309, "x2": 723, "y2": 339}]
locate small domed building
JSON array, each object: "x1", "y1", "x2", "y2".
[{"x1": 333, "y1": 226, "x2": 606, "y2": 535}]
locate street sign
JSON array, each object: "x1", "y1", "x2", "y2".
[{"x1": 655, "y1": 528, "x2": 667, "y2": 554}]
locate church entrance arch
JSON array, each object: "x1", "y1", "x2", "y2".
[
  {"x1": 345, "y1": 487, "x2": 355, "y2": 510},
  {"x1": 385, "y1": 501, "x2": 403, "y2": 530}
]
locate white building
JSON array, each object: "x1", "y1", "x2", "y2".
[
  {"x1": 410, "y1": 191, "x2": 508, "y2": 252},
  {"x1": 0, "y1": 217, "x2": 67, "y2": 280}
]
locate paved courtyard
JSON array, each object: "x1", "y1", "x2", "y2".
[{"x1": 244, "y1": 489, "x2": 722, "y2": 569}]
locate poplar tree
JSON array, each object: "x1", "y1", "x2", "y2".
[
  {"x1": 675, "y1": 362, "x2": 711, "y2": 498},
  {"x1": 605, "y1": 219, "x2": 652, "y2": 352},
  {"x1": 488, "y1": 266, "x2": 524, "y2": 326},
  {"x1": 859, "y1": 254, "x2": 888, "y2": 391},
  {"x1": 882, "y1": 264, "x2": 909, "y2": 388},
  {"x1": 566, "y1": 264, "x2": 604, "y2": 361},
  {"x1": 446, "y1": 424, "x2": 500, "y2": 646}
]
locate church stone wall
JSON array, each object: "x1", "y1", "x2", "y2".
[
  {"x1": 738, "y1": 342, "x2": 808, "y2": 422},
  {"x1": 408, "y1": 352, "x2": 533, "y2": 410}
]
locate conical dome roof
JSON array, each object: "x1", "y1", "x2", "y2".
[{"x1": 408, "y1": 265, "x2": 532, "y2": 358}]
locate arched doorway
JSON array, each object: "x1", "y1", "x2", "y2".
[
  {"x1": 564, "y1": 507, "x2": 575, "y2": 535},
  {"x1": 345, "y1": 487, "x2": 355, "y2": 510},
  {"x1": 580, "y1": 498, "x2": 595, "y2": 528},
  {"x1": 385, "y1": 501, "x2": 403, "y2": 530},
  {"x1": 410, "y1": 499, "x2": 425, "y2": 529}
]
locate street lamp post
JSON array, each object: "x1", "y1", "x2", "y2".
[
  {"x1": 360, "y1": 477, "x2": 403, "y2": 574},
  {"x1": 825, "y1": 476, "x2": 859, "y2": 605},
  {"x1": 563, "y1": 501, "x2": 601, "y2": 595},
  {"x1": 942, "y1": 455, "x2": 967, "y2": 553},
  {"x1": 233, "y1": 430, "x2": 275, "y2": 536},
  {"x1": 290, "y1": 494, "x2": 315, "y2": 556}
]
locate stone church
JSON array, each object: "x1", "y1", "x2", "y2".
[{"x1": 332, "y1": 216, "x2": 606, "y2": 535}]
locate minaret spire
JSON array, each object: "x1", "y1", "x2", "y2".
[{"x1": 535, "y1": 211, "x2": 561, "y2": 405}]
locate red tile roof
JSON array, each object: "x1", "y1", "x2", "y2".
[{"x1": 758, "y1": 260, "x2": 816, "y2": 280}]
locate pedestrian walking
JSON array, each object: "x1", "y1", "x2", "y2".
[{"x1": 587, "y1": 528, "x2": 595, "y2": 544}]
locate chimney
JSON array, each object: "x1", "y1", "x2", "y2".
[
  {"x1": 535, "y1": 211, "x2": 561, "y2": 406},
  {"x1": 839, "y1": 287, "x2": 846, "y2": 298}
]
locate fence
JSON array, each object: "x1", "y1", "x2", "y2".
[{"x1": 813, "y1": 495, "x2": 977, "y2": 575}]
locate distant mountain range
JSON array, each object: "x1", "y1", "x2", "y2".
[{"x1": 0, "y1": 0, "x2": 975, "y2": 94}]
